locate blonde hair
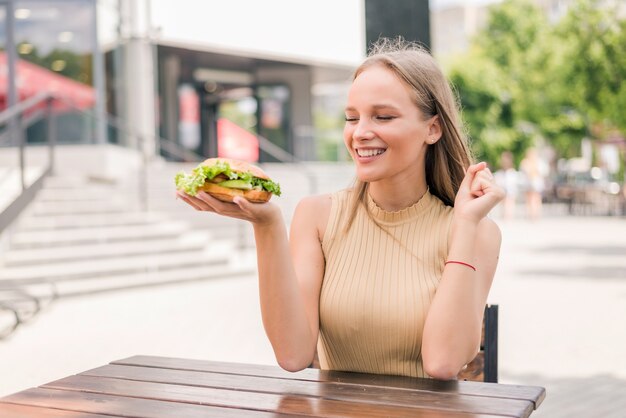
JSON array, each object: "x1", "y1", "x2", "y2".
[{"x1": 343, "y1": 38, "x2": 473, "y2": 233}]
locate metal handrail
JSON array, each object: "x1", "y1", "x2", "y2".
[
  {"x1": 256, "y1": 134, "x2": 318, "y2": 195},
  {"x1": 0, "y1": 93, "x2": 57, "y2": 233},
  {"x1": 0, "y1": 91, "x2": 319, "y2": 217},
  {"x1": 0, "y1": 91, "x2": 52, "y2": 125}
]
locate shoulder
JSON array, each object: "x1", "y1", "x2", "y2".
[
  {"x1": 295, "y1": 193, "x2": 333, "y2": 214},
  {"x1": 293, "y1": 193, "x2": 333, "y2": 241},
  {"x1": 296, "y1": 189, "x2": 353, "y2": 215}
]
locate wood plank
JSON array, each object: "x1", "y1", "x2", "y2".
[
  {"x1": 43, "y1": 375, "x2": 503, "y2": 418},
  {"x1": 0, "y1": 388, "x2": 284, "y2": 418},
  {"x1": 0, "y1": 403, "x2": 115, "y2": 418},
  {"x1": 78, "y1": 364, "x2": 533, "y2": 418},
  {"x1": 113, "y1": 355, "x2": 545, "y2": 408}
]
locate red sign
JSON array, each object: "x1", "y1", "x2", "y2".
[{"x1": 217, "y1": 118, "x2": 259, "y2": 162}]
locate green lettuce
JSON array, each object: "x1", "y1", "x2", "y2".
[{"x1": 175, "y1": 160, "x2": 281, "y2": 197}]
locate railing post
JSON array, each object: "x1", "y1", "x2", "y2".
[
  {"x1": 17, "y1": 112, "x2": 25, "y2": 191},
  {"x1": 46, "y1": 97, "x2": 57, "y2": 175},
  {"x1": 139, "y1": 134, "x2": 149, "y2": 212}
]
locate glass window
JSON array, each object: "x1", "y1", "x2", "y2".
[
  {"x1": 1, "y1": 0, "x2": 97, "y2": 143},
  {"x1": 257, "y1": 84, "x2": 290, "y2": 162},
  {"x1": 15, "y1": 0, "x2": 94, "y2": 85}
]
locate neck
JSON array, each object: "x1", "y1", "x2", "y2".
[{"x1": 368, "y1": 179, "x2": 428, "y2": 212}]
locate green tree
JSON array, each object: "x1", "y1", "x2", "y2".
[
  {"x1": 448, "y1": 51, "x2": 525, "y2": 166},
  {"x1": 446, "y1": 0, "x2": 624, "y2": 162},
  {"x1": 447, "y1": 0, "x2": 548, "y2": 165},
  {"x1": 554, "y1": 0, "x2": 626, "y2": 133}
]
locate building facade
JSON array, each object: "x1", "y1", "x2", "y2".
[{"x1": 1, "y1": 0, "x2": 433, "y2": 162}]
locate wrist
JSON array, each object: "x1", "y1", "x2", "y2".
[
  {"x1": 451, "y1": 216, "x2": 480, "y2": 234},
  {"x1": 253, "y1": 210, "x2": 284, "y2": 231},
  {"x1": 448, "y1": 216, "x2": 479, "y2": 262}
]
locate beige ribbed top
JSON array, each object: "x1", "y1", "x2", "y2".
[{"x1": 318, "y1": 189, "x2": 454, "y2": 378}]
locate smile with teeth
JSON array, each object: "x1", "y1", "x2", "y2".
[{"x1": 356, "y1": 148, "x2": 386, "y2": 157}]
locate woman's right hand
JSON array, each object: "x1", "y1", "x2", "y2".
[{"x1": 175, "y1": 190, "x2": 282, "y2": 226}]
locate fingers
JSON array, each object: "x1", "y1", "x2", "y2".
[
  {"x1": 232, "y1": 196, "x2": 252, "y2": 211},
  {"x1": 176, "y1": 190, "x2": 230, "y2": 213},
  {"x1": 176, "y1": 190, "x2": 254, "y2": 220},
  {"x1": 469, "y1": 166, "x2": 494, "y2": 197},
  {"x1": 470, "y1": 167, "x2": 506, "y2": 206},
  {"x1": 196, "y1": 191, "x2": 246, "y2": 217},
  {"x1": 460, "y1": 162, "x2": 488, "y2": 190},
  {"x1": 176, "y1": 190, "x2": 210, "y2": 211}
]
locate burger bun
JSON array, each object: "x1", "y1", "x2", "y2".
[{"x1": 198, "y1": 182, "x2": 272, "y2": 203}]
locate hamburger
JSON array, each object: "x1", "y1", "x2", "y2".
[{"x1": 175, "y1": 158, "x2": 281, "y2": 203}]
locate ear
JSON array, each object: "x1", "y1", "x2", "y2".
[{"x1": 427, "y1": 115, "x2": 442, "y2": 144}]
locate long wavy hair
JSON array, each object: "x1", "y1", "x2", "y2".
[{"x1": 343, "y1": 38, "x2": 473, "y2": 233}]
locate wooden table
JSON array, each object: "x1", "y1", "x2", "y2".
[{"x1": 0, "y1": 355, "x2": 545, "y2": 417}]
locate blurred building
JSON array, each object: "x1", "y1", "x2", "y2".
[
  {"x1": 1, "y1": 0, "x2": 436, "y2": 164},
  {"x1": 430, "y1": 2, "x2": 490, "y2": 57},
  {"x1": 0, "y1": 0, "x2": 363, "y2": 163}
]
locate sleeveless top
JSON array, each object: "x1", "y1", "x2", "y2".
[{"x1": 318, "y1": 189, "x2": 454, "y2": 378}]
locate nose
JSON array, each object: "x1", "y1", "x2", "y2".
[{"x1": 352, "y1": 119, "x2": 375, "y2": 141}]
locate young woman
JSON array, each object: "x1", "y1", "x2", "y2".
[{"x1": 176, "y1": 39, "x2": 505, "y2": 380}]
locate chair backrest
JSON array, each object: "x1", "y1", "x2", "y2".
[{"x1": 457, "y1": 304, "x2": 498, "y2": 383}]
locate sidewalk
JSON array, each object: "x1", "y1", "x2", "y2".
[
  {"x1": 1, "y1": 208, "x2": 625, "y2": 417},
  {"x1": 492, "y1": 212, "x2": 626, "y2": 417}
]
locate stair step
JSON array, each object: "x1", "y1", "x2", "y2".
[
  {"x1": 10, "y1": 259, "x2": 256, "y2": 299},
  {"x1": 36, "y1": 188, "x2": 133, "y2": 202},
  {"x1": 0, "y1": 243, "x2": 235, "y2": 284},
  {"x1": 1, "y1": 232, "x2": 212, "y2": 266},
  {"x1": 42, "y1": 176, "x2": 124, "y2": 189},
  {"x1": 10, "y1": 221, "x2": 190, "y2": 248},
  {"x1": 30, "y1": 199, "x2": 137, "y2": 216},
  {"x1": 16, "y1": 211, "x2": 169, "y2": 231}
]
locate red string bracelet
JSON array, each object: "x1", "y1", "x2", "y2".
[{"x1": 445, "y1": 260, "x2": 476, "y2": 271}]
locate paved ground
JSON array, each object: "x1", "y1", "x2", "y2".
[
  {"x1": 492, "y1": 209, "x2": 626, "y2": 417},
  {"x1": 1, "y1": 205, "x2": 625, "y2": 417}
]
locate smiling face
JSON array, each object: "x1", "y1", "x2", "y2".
[{"x1": 343, "y1": 65, "x2": 440, "y2": 187}]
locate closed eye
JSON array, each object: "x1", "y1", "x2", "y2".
[
  {"x1": 375, "y1": 115, "x2": 395, "y2": 121},
  {"x1": 344, "y1": 116, "x2": 359, "y2": 122}
]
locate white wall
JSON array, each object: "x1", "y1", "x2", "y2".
[{"x1": 149, "y1": 0, "x2": 366, "y2": 66}]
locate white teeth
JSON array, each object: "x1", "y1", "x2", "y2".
[{"x1": 357, "y1": 149, "x2": 385, "y2": 157}]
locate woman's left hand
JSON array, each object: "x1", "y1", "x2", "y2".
[{"x1": 454, "y1": 162, "x2": 505, "y2": 223}]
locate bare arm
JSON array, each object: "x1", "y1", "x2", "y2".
[
  {"x1": 421, "y1": 217, "x2": 501, "y2": 379},
  {"x1": 422, "y1": 163, "x2": 504, "y2": 380},
  {"x1": 176, "y1": 191, "x2": 328, "y2": 371}
]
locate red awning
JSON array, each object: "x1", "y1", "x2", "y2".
[
  {"x1": 0, "y1": 52, "x2": 95, "y2": 112},
  {"x1": 217, "y1": 118, "x2": 259, "y2": 162}
]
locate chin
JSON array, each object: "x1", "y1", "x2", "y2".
[{"x1": 354, "y1": 168, "x2": 383, "y2": 184}]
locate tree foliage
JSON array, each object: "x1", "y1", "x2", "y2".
[{"x1": 446, "y1": 0, "x2": 625, "y2": 166}]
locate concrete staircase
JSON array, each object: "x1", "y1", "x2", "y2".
[
  {"x1": 0, "y1": 159, "x2": 355, "y2": 339},
  {"x1": 0, "y1": 166, "x2": 251, "y2": 338}
]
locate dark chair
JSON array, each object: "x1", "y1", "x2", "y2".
[{"x1": 457, "y1": 304, "x2": 498, "y2": 383}]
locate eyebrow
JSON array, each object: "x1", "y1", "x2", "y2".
[{"x1": 344, "y1": 104, "x2": 401, "y2": 112}]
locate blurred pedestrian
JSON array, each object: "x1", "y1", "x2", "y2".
[
  {"x1": 520, "y1": 147, "x2": 548, "y2": 220},
  {"x1": 494, "y1": 151, "x2": 520, "y2": 220}
]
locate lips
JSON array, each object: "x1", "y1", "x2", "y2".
[{"x1": 356, "y1": 148, "x2": 386, "y2": 158}]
